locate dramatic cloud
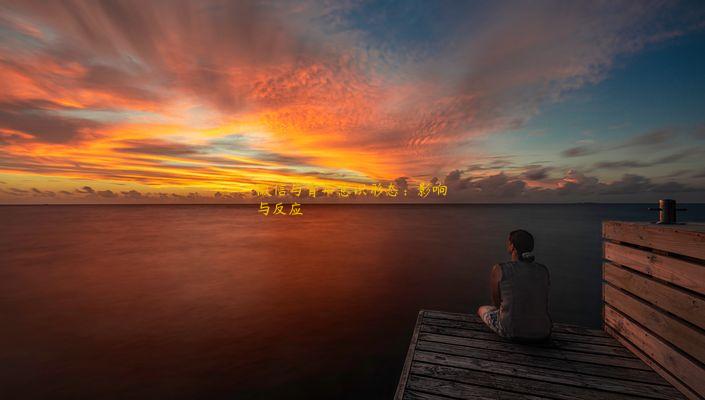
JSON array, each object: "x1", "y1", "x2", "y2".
[
  {"x1": 590, "y1": 147, "x2": 705, "y2": 171},
  {"x1": 96, "y1": 189, "x2": 116, "y2": 198},
  {"x1": 521, "y1": 166, "x2": 554, "y2": 181},
  {"x1": 76, "y1": 186, "x2": 95, "y2": 194},
  {"x1": 562, "y1": 128, "x2": 683, "y2": 159},
  {"x1": 116, "y1": 140, "x2": 204, "y2": 157},
  {"x1": 592, "y1": 160, "x2": 649, "y2": 170},
  {"x1": 562, "y1": 146, "x2": 599, "y2": 158},
  {"x1": 0, "y1": 1, "x2": 703, "y2": 202},
  {"x1": 0, "y1": 99, "x2": 104, "y2": 142},
  {"x1": 440, "y1": 169, "x2": 705, "y2": 202},
  {"x1": 616, "y1": 129, "x2": 675, "y2": 149}
]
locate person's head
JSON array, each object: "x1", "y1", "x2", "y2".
[{"x1": 507, "y1": 229, "x2": 535, "y2": 262}]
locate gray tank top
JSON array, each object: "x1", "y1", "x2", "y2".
[{"x1": 498, "y1": 261, "x2": 552, "y2": 340}]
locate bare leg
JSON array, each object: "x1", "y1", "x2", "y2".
[
  {"x1": 477, "y1": 305, "x2": 496, "y2": 318},
  {"x1": 477, "y1": 305, "x2": 504, "y2": 336}
]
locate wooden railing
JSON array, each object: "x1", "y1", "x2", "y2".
[{"x1": 602, "y1": 221, "x2": 705, "y2": 400}]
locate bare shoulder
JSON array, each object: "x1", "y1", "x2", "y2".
[{"x1": 491, "y1": 263, "x2": 503, "y2": 277}]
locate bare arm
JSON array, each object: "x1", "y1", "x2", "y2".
[{"x1": 490, "y1": 264, "x2": 502, "y2": 308}]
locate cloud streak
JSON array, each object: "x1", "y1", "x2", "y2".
[{"x1": 0, "y1": 1, "x2": 703, "y2": 202}]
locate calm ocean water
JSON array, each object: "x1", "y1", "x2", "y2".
[{"x1": 1, "y1": 204, "x2": 704, "y2": 399}]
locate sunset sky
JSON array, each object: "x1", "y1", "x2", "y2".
[{"x1": 1, "y1": 0, "x2": 704, "y2": 203}]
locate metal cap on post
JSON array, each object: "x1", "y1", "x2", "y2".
[{"x1": 649, "y1": 199, "x2": 687, "y2": 224}]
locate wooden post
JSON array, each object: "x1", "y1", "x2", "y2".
[{"x1": 602, "y1": 221, "x2": 705, "y2": 400}]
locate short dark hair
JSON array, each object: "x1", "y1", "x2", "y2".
[{"x1": 509, "y1": 229, "x2": 534, "y2": 260}]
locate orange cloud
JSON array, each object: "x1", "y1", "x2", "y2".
[{"x1": 1, "y1": 0, "x2": 699, "y2": 202}]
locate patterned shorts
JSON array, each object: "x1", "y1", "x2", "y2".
[{"x1": 478, "y1": 305, "x2": 505, "y2": 337}]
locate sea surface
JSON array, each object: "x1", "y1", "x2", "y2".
[{"x1": 1, "y1": 204, "x2": 704, "y2": 399}]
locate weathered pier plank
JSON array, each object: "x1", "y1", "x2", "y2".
[
  {"x1": 603, "y1": 221, "x2": 705, "y2": 400},
  {"x1": 602, "y1": 221, "x2": 705, "y2": 260},
  {"x1": 395, "y1": 310, "x2": 684, "y2": 400}
]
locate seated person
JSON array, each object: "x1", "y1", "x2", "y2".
[{"x1": 477, "y1": 229, "x2": 552, "y2": 341}]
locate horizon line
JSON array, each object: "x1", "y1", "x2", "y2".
[{"x1": 2, "y1": 202, "x2": 704, "y2": 206}]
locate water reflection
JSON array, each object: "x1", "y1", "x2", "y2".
[{"x1": 1, "y1": 204, "x2": 703, "y2": 399}]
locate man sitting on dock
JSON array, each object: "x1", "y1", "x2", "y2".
[{"x1": 477, "y1": 229, "x2": 552, "y2": 341}]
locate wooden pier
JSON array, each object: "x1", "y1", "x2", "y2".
[{"x1": 395, "y1": 221, "x2": 705, "y2": 399}]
